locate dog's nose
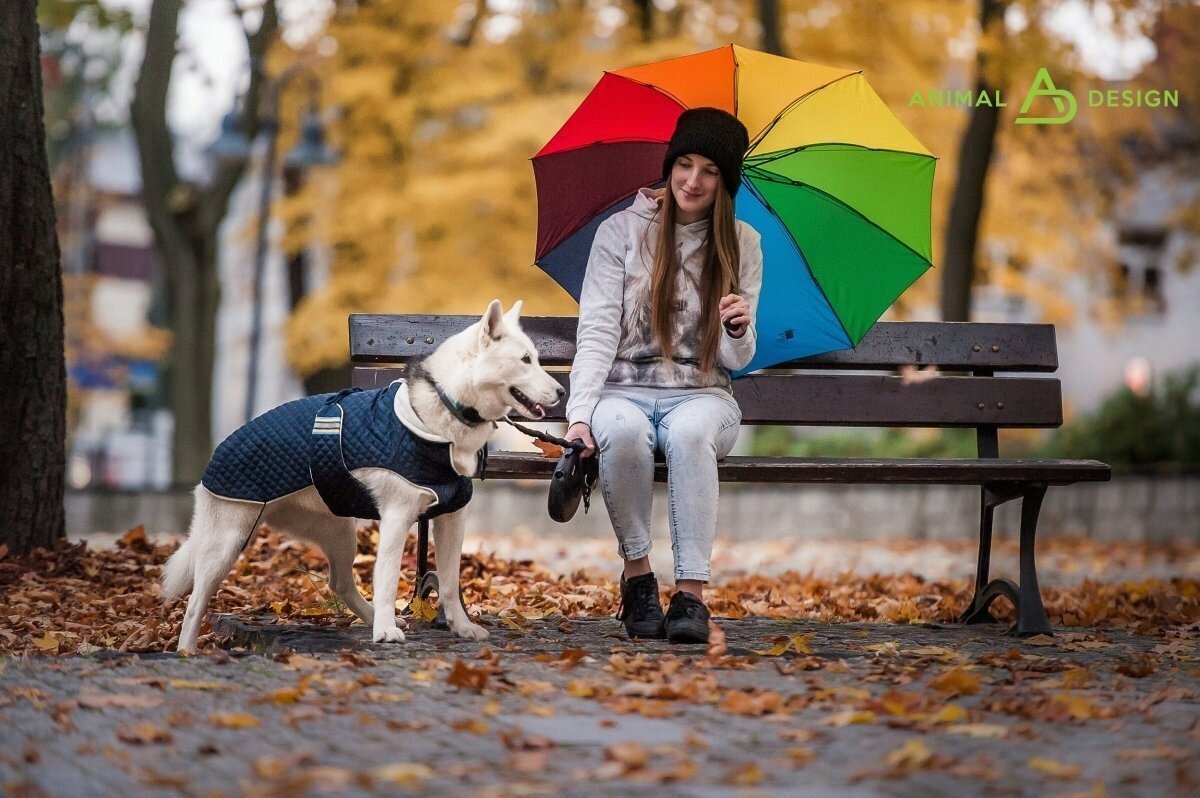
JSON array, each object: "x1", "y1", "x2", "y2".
[{"x1": 555, "y1": 386, "x2": 565, "y2": 400}]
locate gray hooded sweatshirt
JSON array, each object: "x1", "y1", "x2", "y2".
[{"x1": 567, "y1": 188, "x2": 763, "y2": 428}]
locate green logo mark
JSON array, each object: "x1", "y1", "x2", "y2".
[{"x1": 1015, "y1": 67, "x2": 1076, "y2": 125}]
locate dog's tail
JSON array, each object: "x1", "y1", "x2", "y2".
[{"x1": 161, "y1": 536, "x2": 195, "y2": 600}]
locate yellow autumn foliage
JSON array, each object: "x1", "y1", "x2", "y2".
[{"x1": 268, "y1": 0, "x2": 1189, "y2": 377}]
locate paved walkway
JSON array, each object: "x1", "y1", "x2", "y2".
[{"x1": 3, "y1": 614, "x2": 1198, "y2": 796}]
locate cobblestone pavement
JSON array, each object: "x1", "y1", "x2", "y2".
[{"x1": 3, "y1": 614, "x2": 1198, "y2": 797}]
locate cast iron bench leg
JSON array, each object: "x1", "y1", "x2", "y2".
[
  {"x1": 1015, "y1": 484, "x2": 1053, "y2": 637},
  {"x1": 959, "y1": 486, "x2": 999, "y2": 624},
  {"x1": 404, "y1": 518, "x2": 468, "y2": 630},
  {"x1": 958, "y1": 482, "x2": 1053, "y2": 637}
]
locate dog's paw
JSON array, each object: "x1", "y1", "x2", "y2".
[
  {"x1": 372, "y1": 626, "x2": 407, "y2": 643},
  {"x1": 451, "y1": 622, "x2": 490, "y2": 642}
]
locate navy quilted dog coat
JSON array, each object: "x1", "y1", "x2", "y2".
[{"x1": 202, "y1": 382, "x2": 472, "y2": 520}]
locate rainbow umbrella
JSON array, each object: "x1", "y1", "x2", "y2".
[{"x1": 532, "y1": 45, "x2": 935, "y2": 374}]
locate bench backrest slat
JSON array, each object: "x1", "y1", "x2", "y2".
[
  {"x1": 352, "y1": 368, "x2": 1063, "y2": 428},
  {"x1": 350, "y1": 315, "x2": 1059, "y2": 372}
]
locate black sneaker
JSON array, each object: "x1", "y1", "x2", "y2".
[
  {"x1": 664, "y1": 591, "x2": 711, "y2": 644},
  {"x1": 616, "y1": 573, "x2": 666, "y2": 639}
]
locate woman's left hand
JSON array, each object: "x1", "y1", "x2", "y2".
[{"x1": 719, "y1": 293, "x2": 750, "y2": 338}]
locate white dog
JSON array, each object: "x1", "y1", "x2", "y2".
[{"x1": 162, "y1": 300, "x2": 563, "y2": 653}]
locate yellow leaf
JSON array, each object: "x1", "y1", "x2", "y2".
[
  {"x1": 362, "y1": 690, "x2": 411, "y2": 703},
  {"x1": 909, "y1": 645, "x2": 964, "y2": 662},
  {"x1": 406, "y1": 597, "x2": 438, "y2": 623},
  {"x1": 374, "y1": 763, "x2": 434, "y2": 788},
  {"x1": 884, "y1": 739, "x2": 934, "y2": 769},
  {"x1": 928, "y1": 703, "x2": 967, "y2": 725},
  {"x1": 209, "y1": 712, "x2": 261, "y2": 729},
  {"x1": 169, "y1": 680, "x2": 232, "y2": 691},
  {"x1": 822, "y1": 710, "x2": 876, "y2": 727},
  {"x1": 33, "y1": 633, "x2": 60, "y2": 653},
  {"x1": 483, "y1": 700, "x2": 501, "y2": 716},
  {"x1": 753, "y1": 633, "x2": 814, "y2": 657},
  {"x1": 1028, "y1": 757, "x2": 1082, "y2": 779},
  {"x1": 526, "y1": 703, "x2": 556, "y2": 717},
  {"x1": 790, "y1": 633, "x2": 814, "y2": 655},
  {"x1": 753, "y1": 640, "x2": 791, "y2": 657},
  {"x1": 1057, "y1": 693, "x2": 1111, "y2": 720}
]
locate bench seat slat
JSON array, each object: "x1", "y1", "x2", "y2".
[
  {"x1": 481, "y1": 452, "x2": 1111, "y2": 485},
  {"x1": 352, "y1": 368, "x2": 1063, "y2": 428},
  {"x1": 350, "y1": 315, "x2": 1059, "y2": 372}
]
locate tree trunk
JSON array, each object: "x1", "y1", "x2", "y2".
[
  {"x1": 758, "y1": 0, "x2": 784, "y2": 56},
  {"x1": 0, "y1": 1, "x2": 67, "y2": 554},
  {"x1": 631, "y1": 0, "x2": 653, "y2": 41},
  {"x1": 941, "y1": 0, "x2": 1004, "y2": 322},
  {"x1": 131, "y1": 0, "x2": 277, "y2": 486}
]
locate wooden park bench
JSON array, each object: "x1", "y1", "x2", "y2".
[{"x1": 350, "y1": 315, "x2": 1111, "y2": 636}]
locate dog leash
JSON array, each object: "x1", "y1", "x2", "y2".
[
  {"x1": 500, "y1": 417, "x2": 586, "y2": 453},
  {"x1": 477, "y1": 417, "x2": 594, "y2": 514}
]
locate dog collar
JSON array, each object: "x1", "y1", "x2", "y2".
[{"x1": 432, "y1": 382, "x2": 487, "y2": 427}]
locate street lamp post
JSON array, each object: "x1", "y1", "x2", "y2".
[{"x1": 207, "y1": 64, "x2": 336, "y2": 425}]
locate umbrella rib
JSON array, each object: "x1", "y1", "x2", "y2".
[
  {"x1": 746, "y1": 71, "x2": 863, "y2": 153},
  {"x1": 740, "y1": 178, "x2": 856, "y2": 350},
  {"x1": 533, "y1": 137, "x2": 672, "y2": 160},
  {"x1": 732, "y1": 43, "x2": 740, "y2": 119},
  {"x1": 746, "y1": 170, "x2": 935, "y2": 267},
  {"x1": 597, "y1": 70, "x2": 692, "y2": 114},
  {"x1": 747, "y1": 143, "x2": 939, "y2": 168}
]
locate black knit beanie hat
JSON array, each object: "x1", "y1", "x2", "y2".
[{"x1": 661, "y1": 107, "x2": 750, "y2": 199}]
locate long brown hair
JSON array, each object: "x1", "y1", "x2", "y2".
[{"x1": 643, "y1": 180, "x2": 741, "y2": 373}]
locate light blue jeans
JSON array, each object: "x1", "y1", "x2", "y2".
[{"x1": 590, "y1": 389, "x2": 742, "y2": 582}]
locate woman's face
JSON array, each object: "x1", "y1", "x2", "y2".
[{"x1": 669, "y1": 153, "x2": 720, "y2": 222}]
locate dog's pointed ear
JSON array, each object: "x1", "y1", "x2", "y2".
[
  {"x1": 480, "y1": 299, "x2": 504, "y2": 346},
  {"x1": 505, "y1": 300, "x2": 523, "y2": 323}
]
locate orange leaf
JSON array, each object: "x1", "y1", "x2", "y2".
[
  {"x1": 446, "y1": 659, "x2": 489, "y2": 693},
  {"x1": 605, "y1": 742, "x2": 648, "y2": 771},
  {"x1": 1028, "y1": 757, "x2": 1081, "y2": 779},
  {"x1": 532, "y1": 439, "x2": 563, "y2": 458},
  {"x1": 451, "y1": 718, "x2": 489, "y2": 734},
  {"x1": 117, "y1": 722, "x2": 172, "y2": 745},
  {"x1": 929, "y1": 667, "x2": 980, "y2": 696},
  {"x1": 726, "y1": 762, "x2": 764, "y2": 785},
  {"x1": 209, "y1": 712, "x2": 261, "y2": 729}
]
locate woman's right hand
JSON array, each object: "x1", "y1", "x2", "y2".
[{"x1": 565, "y1": 422, "x2": 596, "y2": 458}]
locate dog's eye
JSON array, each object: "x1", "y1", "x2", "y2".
[{"x1": 521, "y1": 354, "x2": 532, "y2": 364}]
